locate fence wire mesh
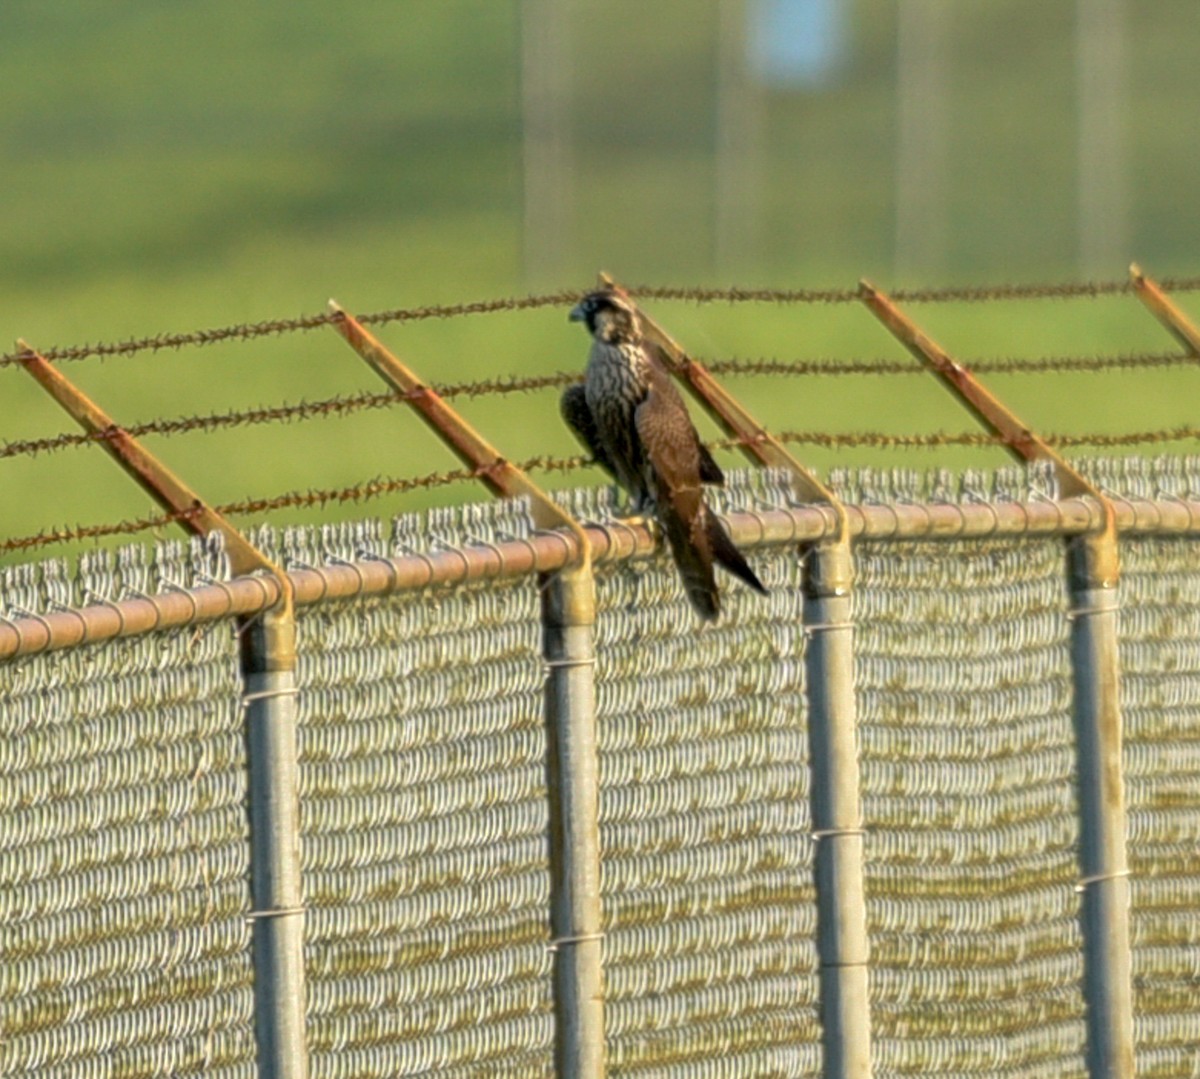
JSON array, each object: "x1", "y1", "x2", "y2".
[{"x1": 1, "y1": 459, "x2": 1198, "y2": 1077}]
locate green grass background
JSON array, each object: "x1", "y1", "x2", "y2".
[{"x1": 5, "y1": 1, "x2": 1200, "y2": 563}]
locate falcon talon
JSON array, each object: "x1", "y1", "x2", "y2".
[{"x1": 561, "y1": 287, "x2": 768, "y2": 622}]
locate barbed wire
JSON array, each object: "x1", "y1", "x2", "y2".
[
  {"x1": 6, "y1": 274, "x2": 1199, "y2": 371},
  {"x1": 8, "y1": 347, "x2": 1200, "y2": 466},
  {"x1": 7, "y1": 422, "x2": 1200, "y2": 556},
  {"x1": 706, "y1": 350, "x2": 1200, "y2": 379},
  {"x1": 0, "y1": 293, "x2": 582, "y2": 370},
  {"x1": 0, "y1": 374, "x2": 581, "y2": 462},
  {"x1": 0, "y1": 455, "x2": 591, "y2": 555},
  {"x1": 633, "y1": 277, "x2": 1200, "y2": 305},
  {"x1": 764, "y1": 427, "x2": 1200, "y2": 450}
]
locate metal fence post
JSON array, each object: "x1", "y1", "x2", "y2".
[
  {"x1": 1068, "y1": 536, "x2": 1134, "y2": 1079},
  {"x1": 804, "y1": 539, "x2": 871, "y2": 1079},
  {"x1": 542, "y1": 563, "x2": 605, "y2": 1079},
  {"x1": 243, "y1": 608, "x2": 308, "y2": 1079}
]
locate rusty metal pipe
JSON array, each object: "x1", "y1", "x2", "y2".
[{"x1": 3, "y1": 496, "x2": 1196, "y2": 662}]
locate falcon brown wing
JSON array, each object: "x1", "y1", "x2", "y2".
[
  {"x1": 634, "y1": 368, "x2": 720, "y2": 619},
  {"x1": 646, "y1": 341, "x2": 724, "y2": 486},
  {"x1": 560, "y1": 382, "x2": 619, "y2": 480},
  {"x1": 635, "y1": 365, "x2": 767, "y2": 618}
]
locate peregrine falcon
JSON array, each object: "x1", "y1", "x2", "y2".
[{"x1": 562, "y1": 288, "x2": 768, "y2": 621}]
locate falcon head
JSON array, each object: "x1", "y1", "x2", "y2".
[{"x1": 569, "y1": 289, "x2": 640, "y2": 344}]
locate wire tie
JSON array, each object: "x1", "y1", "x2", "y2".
[
  {"x1": 46, "y1": 600, "x2": 94, "y2": 643},
  {"x1": 546, "y1": 931, "x2": 604, "y2": 953},
  {"x1": 160, "y1": 576, "x2": 201, "y2": 620},
  {"x1": 545, "y1": 656, "x2": 597, "y2": 670},
  {"x1": 329, "y1": 555, "x2": 368, "y2": 590},
  {"x1": 355, "y1": 548, "x2": 400, "y2": 590},
  {"x1": 1075, "y1": 869, "x2": 1130, "y2": 894},
  {"x1": 245, "y1": 904, "x2": 306, "y2": 922},
  {"x1": 804, "y1": 621, "x2": 854, "y2": 636},
  {"x1": 242, "y1": 687, "x2": 301, "y2": 708},
  {"x1": 9, "y1": 606, "x2": 58, "y2": 640},
  {"x1": 83, "y1": 588, "x2": 128, "y2": 636},
  {"x1": 811, "y1": 827, "x2": 867, "y2": 840},
  {"x1": 1067, "y1": 605, "x2": 1118, "y2": 621}
]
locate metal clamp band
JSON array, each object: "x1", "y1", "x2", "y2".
[
  {"x1": 811, "y1": 827, "x2": 867, "y2": 841},
  {"x1": 1075, "y1": 869, "x2": 1131, "y2": 894},
  {"x1": 804, "y1": 621, "x2": 855, "y2": 636},
  {"x1": 544, "y1": 656, "x2": 597, "y2": 670},
  {"x1": 546, "y1": 931, "x2": 605, "y2": 953},
  {"x1": 245, "y1": 905, "x2": 306, "y2": 922},
  {"x1": 242, "y1": 687, "x2": 301, "y2": 707}
]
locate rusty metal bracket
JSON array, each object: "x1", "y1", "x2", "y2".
[
  {"x1": 327, "y1": 302, "x2": 591, "y2": 576},
  {"x1": 15, "y1": 341, "x2": 295, "y2": 616},
  {"x1": 858, "y1": 281, "x2": 1118, "y2": 587},
  {"x1": 599, "y1": 274, "x2": 850, "y2": 554},
  {"x1": 1130, "y1": 263, "x2": 1200, "y2": 357}
]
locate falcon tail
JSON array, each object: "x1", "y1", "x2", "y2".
[
  {"x1": 661, "y1": 504, "x2": 768, "y2": 622},
  {"x1": 708, "y1": 513, "x2": 769, "y2": 597},
  {"x1": 657, "y1": 501, "x2": 721, "y2": 621}
]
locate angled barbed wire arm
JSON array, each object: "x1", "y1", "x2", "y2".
[
  {"x1": 14, "y1": 342, "x2": 307, "y2": 1079},
  {"x1": 856, "y1": 281, "x2": 1118, "y2": 578},
  {"x1": 15, "y1": 341, "x2": 294, "y2": 598},
  {"x1": 595, "y1": 277, "x2": 871, "y2": 1079},
  {"x1": 326, "y1": 301, "x2": 605, "y2": 1079},
  {"x1": 326, "y1": 301, "x2": 591, "y2": 568},
  {"x1": 857, "y1": 283, "x2": 1134, "y2": 1079},
  {"x1": 1130, "y1": 262, "x2": 1200, "y2": 357}
]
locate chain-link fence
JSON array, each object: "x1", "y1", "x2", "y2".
[{"x1": 1, "y1": 460, "x2": 1198, "y2": 1078}]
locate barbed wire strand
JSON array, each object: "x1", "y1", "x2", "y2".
[
  {"x1": 8, "y1": 348, "x2": 1200, "y2": 466},
  {"x1": 707, "y1": 350, "x2": 1200, "y2": 379},
  {"x1": 7, "y1": 423, "x2": 1200, "y2": 556},
  {"x1": 6, "y1": 275, "x2": 1200, "y2": 371},
  {"x1": 0, "y1": 374, "x2": 580, "y2": 463},
  {"x1": 0, "y1": 455, "x2": 588, "y2": 556}
]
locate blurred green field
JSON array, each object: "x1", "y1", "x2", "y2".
[{"x1": 5, "y1": 2, "x2": 1200, "y2": 565}]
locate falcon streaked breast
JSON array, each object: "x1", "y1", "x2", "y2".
[{"x1": 562, "y1": 288, "x2": 767, "y2": 621}]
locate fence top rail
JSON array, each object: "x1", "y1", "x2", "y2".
[{"x1": 0, "y1": 492, "x2": 1192, "y2": 661}]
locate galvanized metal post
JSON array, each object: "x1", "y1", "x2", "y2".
[
  {"x1": 1068, "y1": 536, "x2": 1134, "y2": 1079},
  {"x1": 542, "y1": 563, "x2": 605, "y2": 1079},
  {"x1": 804, "y1": 540, "x2": 871, "y2": 1079},
  {"x1": 244, "y1": 608, "x2": 307, "y2": 1079}
]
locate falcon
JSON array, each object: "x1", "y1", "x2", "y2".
[{"x1": 562, "y1": 288, "x2": 768, "y2": 620}]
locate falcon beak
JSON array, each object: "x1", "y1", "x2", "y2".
[{"x1": 568, "y1": 302, "x2": 586, "y2": 322}]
